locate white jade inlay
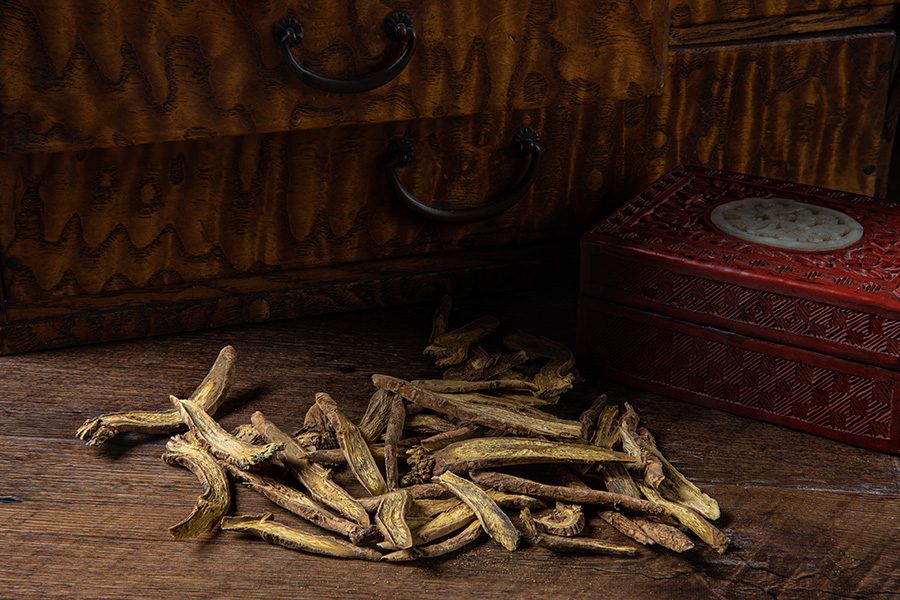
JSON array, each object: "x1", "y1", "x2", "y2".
[{"x1": 709, "y1": 197, "x2": 864, "y2": 252}]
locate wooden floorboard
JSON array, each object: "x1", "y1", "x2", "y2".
[{"x1": 1, "y1": 287, "x2": 897, "y2": 599}]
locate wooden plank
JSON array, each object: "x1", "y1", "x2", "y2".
[
  {"x1": 671, "y1": 6, "x2": 897, "y2": 45},
  {"x1": 671, "y1": 0, "x2": 900, "y2": 28}
]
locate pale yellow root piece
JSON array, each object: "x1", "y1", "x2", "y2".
[
  {"x1": 221, "y1": 514, "x2": 382, "y2": 561},
  {"x1": 76, "y1": 345, "x2": 237, "y2": 446},
  {"x1": 161, "y1": 434, "x2": 230, "y2": 539},
  {"x1": 639, "y1": 484, "x2": 729, "y2": 554},
  {"x1": 435, "y1": 471, "x2": 520, "y2": 551},
  {"x1": 316, "y1": 392, "x2": 387, "y2": 496}
]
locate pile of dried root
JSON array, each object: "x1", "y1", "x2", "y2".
[{"x1": 76, "y1": 297, "x2": 728, "y2": 561}]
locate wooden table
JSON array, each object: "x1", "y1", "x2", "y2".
[{"x1": 2, "y1": 287, "x2": 897, "y2": 599}]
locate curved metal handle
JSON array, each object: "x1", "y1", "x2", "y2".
[
  {"x1": 274, "y1": 12, "x2": 416, "y2": 93},
  {"x1": 385, "y1": 128, "x2": 542, "y2": 224}
]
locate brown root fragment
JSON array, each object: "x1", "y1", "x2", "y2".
[
  {"x1": 598, "y1": 511, "x2": 655, "y2": 546},
  {"x1": 383, "y1": 520, "x2": 483, "y2": 562},
  {"x1": 641, "y1": 428, "x2": 721, "y2": 521},
  {"x1": 357, "y1": 483, "x2": 452, "y2": 513},
  {"x1": 599, "y1": 464, "x2": 644, "y2": 499},
  {"x1": 411, "y1": 497, "x2": 463, "y2": 518},
  {"x1": 533, "y1": 503, "x2": 585, "y2": 537},
  {"x1": 633, "y1": 517, "x2": 695, "y2": 553},
  {"x1": 251, "y1": 411, "x2": 370, "y2": 527},
  {"x1": 590, "y1": 405, "x2": 620, "y2": 449},
  {"x1": 520, "y1": 508, "x2": 637, "y2": 557},
  {"x1": 420, "y1": 426, "x2": 484, "y2": 452},
  {"x1": 76, "y1": 345, "x2": 237, "y2": 446},
  {"x1": 424, "y1": 315, "x2": 499, "y2": 367},
  {"x1": 412, "y1": 489, "x2": 544, "y2": 544},
  {"x1": 470, "y1": 471, "x2": 664, "y2": 517},
  {"x1": 417, "y1": 378, "x2": 535, "y2": 394},
  {"x1": 579, "y1": 394, "x2": 608, "y2": 442},
  {"x1": 441, "y1": 348, "x2": 531, "y2": 382},
  {"x1": 429, "y1": 437, "x2": 635, "y2": 474},
  {"x1": 231, "y1": 423, "x2": 265, "y2": 445},
  {"x1": 639, "y1": 484, "x2": 729, "y2": 553},
  {"x1": 373, "y1": 375, "x2": 582, "y2": 439},
  {"x1": 358, "y1": 389, "x2": 395, "y2": 443},
  {"x1": 161, "y1": 434, "x2": 230, "y2": 539},
  {"x1": 304, "y1": 444, "x2": 386, "y2": 465},
  {"x1": 403, "y1": 413, "x2": 457, "y2": 434},
  {"x1": 384, "y1": 392, "x2": 406, "y2": 490},
  {"x1": 220, "y1": 514, "x2": 382, "y2": 561},
  {"x1": 221, "y1": 462, "x2": 375, "y2": 545},
  {"x1": 173, "y1": 396, "x2": 283, "y2": 470},
  {"x1": 434, "y1": 472, "x2": 520, "y2": 551},
  {"x1": 316, "y1": 392, "x2": 388, "y2": 496},
  {"x1": 375, "y1": 490, "x2": 414, "y2": 549},
  {"x1": 619, "y1": 404, "x2": 665, "y2": 490},
  {"x1": 502, "y1": 332, "x2": 579, "y2": 399},
  {"x1": 429, "y1": 295, "x2": 453, "y2": 343}
]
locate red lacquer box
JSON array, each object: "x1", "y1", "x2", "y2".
[{"x1": 577, "y1": 166, "x2": 899, "y2": 453}]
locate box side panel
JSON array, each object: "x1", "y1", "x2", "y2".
[
  {"x1": 581, "y1": 252, "x2": 900, "y2": 370},
  {"x1": 576, "y1": 297, "x2": 900, "y2": 454}
]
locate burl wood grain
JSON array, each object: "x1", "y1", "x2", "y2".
[
  {"x1": 623, "y1": 30, "x2": 896, "y2": 199},
  {"x1": 0, "y1": 0, "x2": 667, "y2": 154},
  {"x1": 671, "y1": 0, "x2": 899, "y2": 27},
  {"x1": 1, "y1": 289, "x2": 898, "y2": 598},
  {"x1": 0, "y1": 30, "x2": 894, "y2": 353}
]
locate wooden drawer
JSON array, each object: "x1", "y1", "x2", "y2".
[
  {"x1": 0, "y1": 0, "x2": 667, "y2": 154},
  {"x1": 0, "y1": 109, "x2": 605, "y2": 309}
]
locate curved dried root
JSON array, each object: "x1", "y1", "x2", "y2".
[{"x1": 161, "y1": 434, "x2": 230, "y2": 539}]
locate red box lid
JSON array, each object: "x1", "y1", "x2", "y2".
[{"x1": 581, "y1": 167, "x2": 900, "y2": 370}]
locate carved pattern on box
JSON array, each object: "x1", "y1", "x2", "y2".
[
  {"x1": 587, "y1": 168, "x2": 900, "y2": 302},
  {"x1": 585, "y1": 308, "x2": 896, "y2": 442},
  {"x1": 592, "y1": 259, "x2": 900, "y2": 364}
]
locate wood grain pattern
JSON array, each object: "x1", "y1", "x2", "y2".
[
  {"x1": 670, "y1": 5, "x2": 897, "y2": 45},
  {"x1": 0, "y1": 0, "x2": 667, "y2": 154},
  {"x1": 671, "y1": 0, "x2": 899, "y2": 27},
  {"x1": 0, "y1": 30, "x2": 894, "y2": 354},
  {"x1": 1, "y1": 288, "x2": 897, "y2": 599},
  {"x1": 621, "y1": 30, "x2": 896, "y2": 199}
]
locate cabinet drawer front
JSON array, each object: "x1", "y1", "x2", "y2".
[
  {"x1": 0, "y1": 0, "x2": 667, "y2": 154},
  {"x1": 671, "y1": 0, "x2": 898, "y2": 27},
  {"x1": 0, "y1": 108, "x2": 612, "y2": 306}
]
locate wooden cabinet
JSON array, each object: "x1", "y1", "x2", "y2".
[{"x1": 0, "y1": 1, "x2": 897, "y2": 353}]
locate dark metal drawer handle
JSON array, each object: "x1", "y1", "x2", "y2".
[
  {"x1": 385, "y1": 128, "x2": 541, "y2": 224},
  {"x1": 274, "y1": 12, "x2": 416, "y2": 94}
]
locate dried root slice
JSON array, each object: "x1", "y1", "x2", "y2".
[
  {"x1": 411, "y1": 497, "x2": 464, "y2": 518},
  {"x1": 358, "y1": 389, "x2": 395, "y2": 443},
  {"x1": 633, "y1": 517, "x2": 695, "y2": 553},
  {"x1": 503, "y1": 332, "x2": 578, "y2": 399},
  {"x1": 375, "y1": 490, "x2": 414, "y2": 549},
  {"x1": 173, "y1": 396, "x2": 282, "y2": 469},
  {"x1": 383, "y1": 520, "x2": 483, "y2": 562},
  {"x1": 429, "y1": 437, "x2": 634, "y2": 474},
  {"x1": 374, "y1": 375, "x2": 582, "y2": 439},
  {"x1": 598, "y1": 511, "x2": 655, "y2": 546},
  {"x1": 590, "y1": 405, "x2": 619, "y2": 448},
  {"x1": 642, "y1": 428, "x2": 721, "y2": 521},
  {"x1": 619, "y1": 404, "x2": 665, "y2": 490},
  {"x1": 161, "y1": 435, "x2": 230, "y2": 539},
  {"x1": 222, "y1": 462, "x2": 375, "y2": 545},
  {"x1": 424, "y1": 315, "x2": 499, "y2": 367},
  {"x1": 435, "y1": 471, "x2": 520, "y2": 551},
  {"x1": 639, "y1": 484, "x2": 729, "y2": 554},
  {"x1": 304, "y1": 444, "x2": 386, "y2": 465},
  {"x1": 251, "y1": 411, "x2": 370, "y2": 527},
  {"x1": 316, "y1": 392, "x2": 388, "y2": 496},
  {"x1": 579, "y1": 394, "x2": 608, "y2": 442},
  {"x1": 520, "y1": 508, "x2": 637, "y2": 557},
  {"x1": 429, "y1": 295, "x2": 453, "y2": 343},
  {"x1": 414, "y1": 378, "x2": 537, "y2": 394},
  {"x1": 231, "y1": 423, "x2": 265, "y2": 445},
  {"x1": 420, "y1": 426, "x2": 484, "y2": 452},
  {"x1": 384, "y1": 392, "x2": 406, "y2": 490},
  {"x1": 600, "y1": 464, "x2": 643, "y2": 498},
  {"x1": 413, "y1": 487, "x2": 541, "y2": 544},
  {"x1": 532, "y1": 503, "x2": 585, "y2": 537},
  {"x1": 76, "y1": 345, "x2": 237, "y2": 446},
  {"x1": 471, "y1": 471, "x2": 665, "y2": 517},
  {"x1": 441, "y1": 347, "x2": 530, "y2": 383},
  {"x1": 220, "y1": 514, "x2": 382, "y2": 561},
  {"x1": 403, "y1": 413, "x2": 458, "y2": 434}
]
